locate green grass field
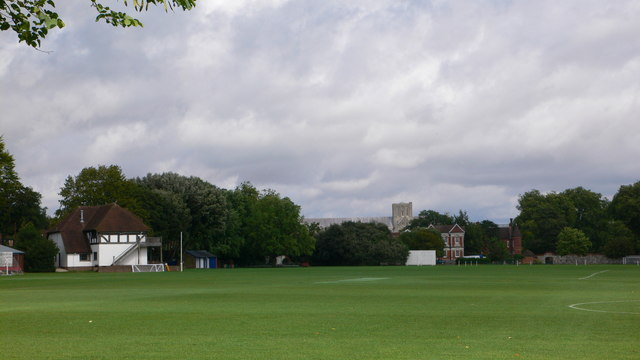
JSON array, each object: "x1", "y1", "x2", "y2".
[{"x1": 1, "y1": 265, "x2": 639, "y2": 359}]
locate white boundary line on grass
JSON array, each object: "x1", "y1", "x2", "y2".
[
  {"x1": 568, "y1": 300, "x2": 640, "y2": 315},
  {"x1": 578, "y1": 270, "x2": 609, "y2": 280}
]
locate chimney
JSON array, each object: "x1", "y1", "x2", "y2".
[{"x1": 80, "y1": 209, "x2": 84, "y2": 224}]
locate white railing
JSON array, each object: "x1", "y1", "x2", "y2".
[
  {"x1": 112, "y1": 243, "x2": 139, "y2": 265},
  {"x1": 132, "y1": 264, "x2": 165, "y2": 272}
]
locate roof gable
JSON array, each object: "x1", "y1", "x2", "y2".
[
  {"x1": 498, "y1": 223, "x2": 522, "y2": 240},
  {"x1": 84, "y1": 203, "x2": 149, "y2": 232},
  {"x1": 428, "y1": 224, "x2": 465, "y2": 233}
]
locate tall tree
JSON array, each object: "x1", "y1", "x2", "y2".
[
  {"x1": 0, "y1": 137, "x2": 48, "y2": 241},
  {"x1": 560, "y1": 187, "x2": 610, "y2": 251},
  {"x1": 135, "y1": 187, "x2": 191, "y2": 261},
  {"x1": 136, "y1": 172, "x2": 228, "y2": 256},
  {"x1": 609, "y1": 181, "x2": 640, "y2": 240},
  {"x1": 314, "y1": 222, "x2": 408, "y2": 266},
  {"x1": 486, "y1": 237, "x2": 510, "y2": 262},
  {"x1": 1, "y1": 136, "x2": 22, "y2": 239},
  {"x1": 405, "y1": 210, "x2": 454, "y2": 230},
  {"x1": 452, "y1": 210, "x2": 470, "y2": 226},
  {"x1": 398, "y1": 228, "x2": 444, "y2": 257},
  {"x1": 602, "y1": 221, "x2": 636, "y2": 258},
  {"x1": 57, "y1": 165, "x2": 143, "y2": 218},
  {"x1": 464, "y1": 220, "x2": 499, "y2": 255},
  {"x1": 516, "y1": 190, "x2": 576, "y2": 253},
  {"x1": 243, "y1": 190, "x2": 315, "y2": 264},
  {"x1": 14, "y1": 222, "x2": 58, "y2": 272},
  {"x1": 0, "y1": 0, "x2": 196, "y2": 48},
  {"x1": 221, "y1": 182, "x2": 260, "y2": 259}
]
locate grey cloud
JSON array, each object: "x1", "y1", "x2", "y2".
[{"x1": 1, "y1": 0, "x2": 639, "y2": 223}]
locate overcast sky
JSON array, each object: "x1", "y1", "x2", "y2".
[{"x1": 1, "y1": 0, "x2": 639, "y2": 223}]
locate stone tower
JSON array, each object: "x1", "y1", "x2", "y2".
[{"x1": 392, "y1": 202, "x2": 413, "y2": 232}]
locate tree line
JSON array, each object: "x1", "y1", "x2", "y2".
[
  {"x1": 0, "y1": 137, "x2": 315, "y2": 268},
  {"x1": 515, "y1": 187, "x2": 638, "y2": 258},
  {"x1": 2, "y1": 136, "x2": 639, "y2": 270},
  {"x1": 399, "y1": 185, "x2": 640, "y2": 260},
  {"x1": 402, "y1": 209, "x2": 512, "y2": 261},
  {"x1": 56, "y1": 166, "x2": 316, "y2": 266}
]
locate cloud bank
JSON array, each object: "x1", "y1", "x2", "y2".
[{"x1": 1, "y1": 0, "x2": 639, "y2": 222}]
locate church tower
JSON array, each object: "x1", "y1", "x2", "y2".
[{"x1": 392, "y1": 202, "x2": 413, "y2": 232}]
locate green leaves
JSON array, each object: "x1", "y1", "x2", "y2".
[
  {"x1": 314, "y1": 222, "x2": 408, "y2": 266},
  {"x1": 399, "y1": 228, "x2": 444, "y2": 256},
  {"x1": 0, "y1": 1, "x2": 65, "y2": 47},
  {"x1": 56, "y1": 165, "x2": 143, "y2": 219},
  {"x1": 1, "y1": 0, "x2": 196, "y2": 48},
  {"x1": 91, "y1": 1, "x2": 143, "y2": 27},
  {"x1": 243, "y1": 190, "x2": 315, "y2": 262},
  {"x1": 556, "y1": 227, "x2": 591, "y2": 256},
  {"x1": 14, "y1": 222, "x2": 59, "y2": 272},
  {"x1": 0, "y1": 137, "x2": 48, "y2": 240}
]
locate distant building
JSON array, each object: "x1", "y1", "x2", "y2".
[
  {"x1": 0, "y1": 244, "x2": 25, "y2": 275},
  {"x1": 498, "y1": 219, "x2": 522, "y2": 255},
  {"x1": 305, "y1": 203, "x2": 486, "y2": 261},
  {"x1": 184, "y1": 250, "x2": 217, "y2": 269},
  {"x1": 428, "y1": 224, "x2": 465, "y2": 261},
  {"x1": 305, "y1": 202, "x2": 413, "y2": 233},
  {"x1": 47, "y1": 203, "x2": 160, "y2": 270}
]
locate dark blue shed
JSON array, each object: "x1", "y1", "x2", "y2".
[{"x1": 185, "y1": 250, "x2": 217, "y2": 269}]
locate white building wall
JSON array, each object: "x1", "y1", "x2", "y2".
[
  {"x1": 51, "y1": 231, "x2": 149, "y2": 268},
  {"x1": 48, "y1": 233, "x2": 66, "y2": 267},
  {"x1": 97, "y1": 244, "x2": 148, "y2": 266},
  {"x1": 66, "y1": 254, "x2": 93, "y2": 268},
  {"x1": 100, "y1": 233, "x2": 147, "y2": 244},
  {"x1": 120, "y1": 247, "x2": 147, "y2": 266}
]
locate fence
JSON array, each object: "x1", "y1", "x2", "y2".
[{"x1": 131, "y1": 264, "x2": 165, "y2": 272}]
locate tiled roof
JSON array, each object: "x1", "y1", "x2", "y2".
[
  {"x1": 498, "y1": 227, "x2": 511, "y2": 239},
  {"x1": 185, "y1": 250, "x2": 215, "y2": 258},
  {"x1": 498, "y1": 223, "x2": 522, "y2": 240},
  {"x1": 48, "y1": 203, "x2": 149, "y2": 254},
  {"x1": 0, "y1": 244, "x2": 24, "y2": 254},
  {"x1": 429, "y1": 224, "x2": 465, "y2": 233}
]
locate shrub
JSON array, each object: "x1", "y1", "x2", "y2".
[{"x1": 14, "y1": 223, "x2": 58, "y2": 272}]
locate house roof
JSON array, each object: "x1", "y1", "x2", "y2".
[
  {"x1": 498, "y1": 227, "x2": 511, "y2": 240},
  {"x1": 498, "y1": 223, "x2": 522, "y2": 240},
  {"x1": 185, "y1": 250, "x2": 216, "y2": 258},
  {"x1": 428, "y1": 224, "x2": 465, "y2": 233},
  {"x1": 0, "y1": 244, "x2": 24, "y2": 254},
  {"x1": 48, "y1": 203, "x2": 150, "y2": 254}
]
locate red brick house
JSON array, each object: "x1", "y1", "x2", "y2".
[
  {"x1": 429, "y1": 224, "x2": 465, "y2": 260},
  {"x1": 499, "y1": 219, "x2": 522, "y2": 255}
]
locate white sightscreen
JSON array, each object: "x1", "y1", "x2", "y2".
[{"x1": 406, "y1": 250, "x2": 436, "y2": 266}]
